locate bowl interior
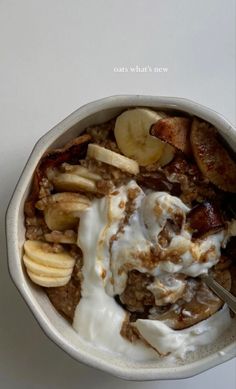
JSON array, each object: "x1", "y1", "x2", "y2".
[{"x1": 7, "y1": 97, "x2": 236, "y2": 380}]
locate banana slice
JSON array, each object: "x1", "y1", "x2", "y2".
[
  {"x1": 87, "y1": 144, "x2": 139, "y2": 174},
  {"x1": 27, "y1": 270, "x2": 71, "y2": 287},
  {"x1": 23, "y1": 255, "x2": 72, "y2": 277},
  {"x1": 44, "y1": 205, "x2": 79, "y2": 231},
  {"x1": 47, "y1": 164, "x2": 102, "y2": 193},
  {"x1": 114, "y1": 108, "x2": 167, "y2": 166},
  {"x1": 190, "y1": 118, "x2": 236, "y2": 192},
  {"x1": 23, "y1": 240, "x2": 75, "y2": 287},
  {"x1": 158, "y1": 143, "x2": 176, "y2": 167},
  {"x1": 36, "y1": 193, "x2": 90, "y2": 231},
  {"x1": 36, "y1": 193, "x2": 90, "y2": 209},
  {"x1": 52, "y1": 173, "x2": 97, "y2": 192},
  {"x1": 24, "y1": 240, "x2": 75, "y2": 268},
  {"x1": 187, "y1": 201, "x2": 224, "y2": 238},
  {"x1": 61, "y1": 163, "x2": 101, "y2": 181}
]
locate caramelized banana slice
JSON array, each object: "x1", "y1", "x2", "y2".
[
  {"x1": 187, "y1": 201, "x2": 224, "y2": 238},
  {"x1": 152, "y1": 274, "x2": 231, "y2": 330},
  {"x1": 24, "y1": 134, "x2": 91, "y2": 217},
  {"x1": 190, "y1": 118, "x2": 236, "y2": 192},
  {"x1": 151, "y1": 117, "x2": 191, "y2": 155}
]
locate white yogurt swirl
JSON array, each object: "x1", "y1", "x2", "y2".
[{"x1": 73, "y1": 181, "x2": 232, "y2": 359}]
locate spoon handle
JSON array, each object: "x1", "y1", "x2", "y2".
[{"x1": 201, "y1": 274, "x2": 236, "y2": 314}]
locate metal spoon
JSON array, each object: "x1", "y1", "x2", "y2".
[{"x1": 201, "y1": 274, "x2": 236, "y2": 314}]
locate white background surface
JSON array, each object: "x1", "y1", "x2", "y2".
[{"x1": 0, "y1": 0, "x2": 235, "y2": 388}]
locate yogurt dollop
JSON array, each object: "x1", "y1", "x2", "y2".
[
  {"x1": 73, "y1": 181, "x2": 232, "y2": 360},
  {"x1": 135, "y1": 306, "x2": 231, "y2": 358}
]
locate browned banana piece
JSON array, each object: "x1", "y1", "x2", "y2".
[
  {"x1": 156, "y1": 273, "x2": 231, "y2": 330},
  {"x1": 151, "y1": 117, "x2": 191, "y2": 155},
  {"x1": 190, "y1": 118, "x2": 236, "y2": 193},
  {"x1": 24, "y1": 134, "x2": 91, "y2": 217},
  {"x1": 187, "y1": 201, "x2": 224, "y2": 238}
]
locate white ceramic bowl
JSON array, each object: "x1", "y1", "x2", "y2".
[{"x1": 6, "y1": 95, "x2": 236, "y2": 380}]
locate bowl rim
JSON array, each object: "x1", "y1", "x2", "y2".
[{"x1": 5, "y1": 95, "x2": 236, "y2": 381}]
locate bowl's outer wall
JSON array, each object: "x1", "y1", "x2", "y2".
[{"x1": 6, "y1": 95, "x2": 236, "y2": 381}]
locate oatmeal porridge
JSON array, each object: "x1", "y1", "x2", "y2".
[{"x1": 23, "y1": 108, "x2": 236, "y2": 360}]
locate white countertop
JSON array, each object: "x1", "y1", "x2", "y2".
[{"x1": 0, "y1": 0, "x2": 235, "y2": 388}]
